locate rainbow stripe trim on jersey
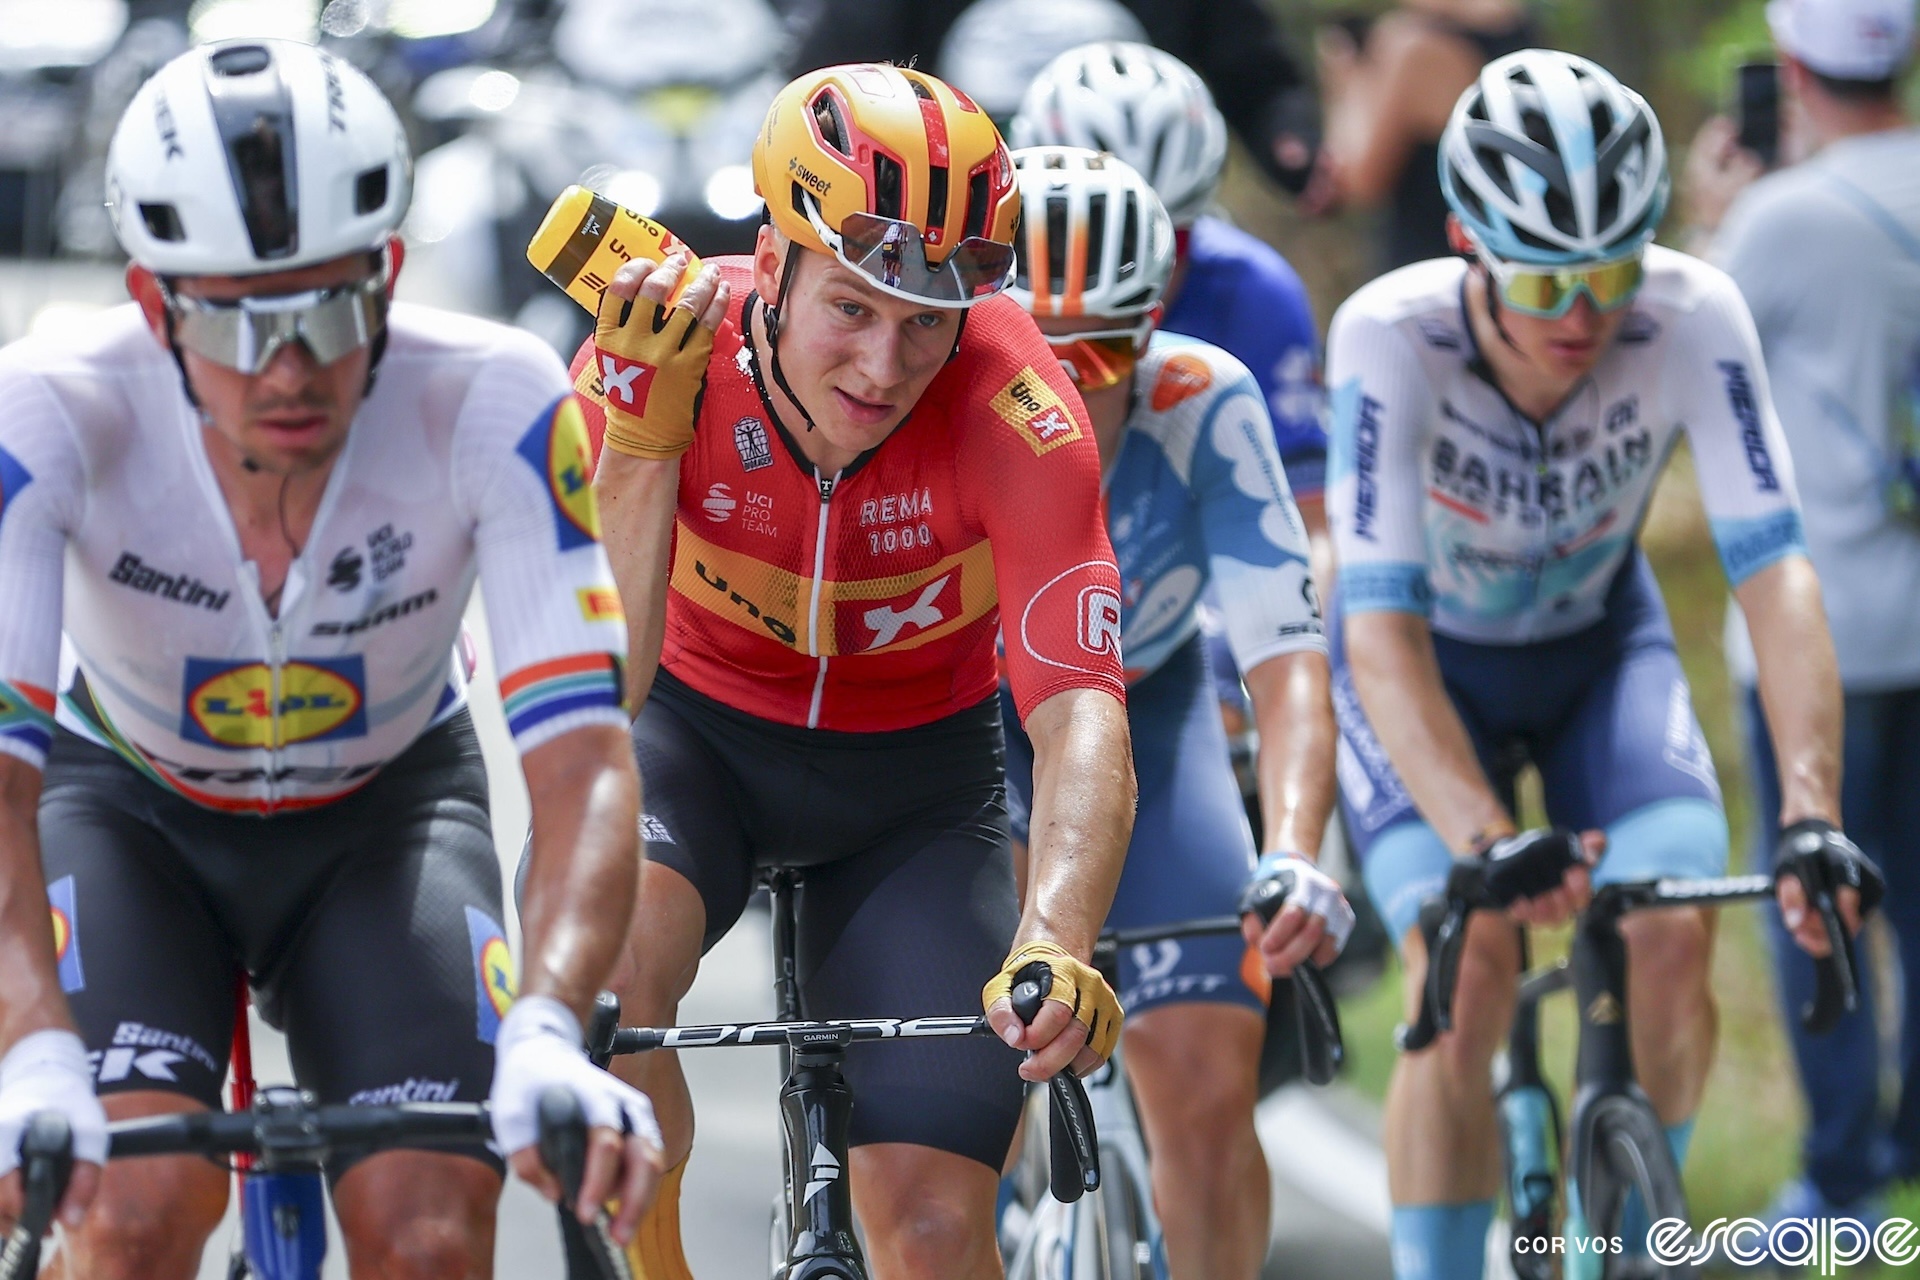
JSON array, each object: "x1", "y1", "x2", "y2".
[
  {"x1": 499, "y1": 652, "x2": 623, "y2": 740},
  {"x1": 0, "y1": 679, "x2": 55, "y2": 760}
]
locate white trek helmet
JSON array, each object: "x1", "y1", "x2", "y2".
[
  {"x1": 1008, "y1": 146, "x2": 1175, "y2": 323},
  {"x1": 106, "y1": 39, "x2": 412, "y2": 275},
  {"x1": 1438, "y1": 49, "x2": 1668, "y2": 265},
  {"x1": 1010, "y1": 42, "x2": 1227, "y2": 228},
  {"x1": 937, "y1": 0, "x2": 1147, "y2": 122}
]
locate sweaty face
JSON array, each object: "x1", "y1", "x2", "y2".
[
  {"x1": 755, "y1": 239, "x2": 962, "y2": 457},
  {"x1": 171, "y1": 254, "x2": 381, "y2": 476}
]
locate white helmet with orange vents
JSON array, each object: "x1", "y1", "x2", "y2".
[{"x1": 1007, "y1": 145, "x2": 1175, "y2": 323}]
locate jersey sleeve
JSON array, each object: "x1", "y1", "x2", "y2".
[
  {"x1": 1234, "y1": 258, "x2": 1329, "y2": 497},
  {"x1": 1663, "y1": 266, "x2": 1809, "y2": 587},
  {"x1": 452, "y1": 333, "x2": 631, "y2": 753},
  {"x1": 1325, "y1": 300, "x2": 1434, "y2": 616},
  {"x1": 0, "y1": 361, "x2": 81, "y2": 770},
  {"x1": 1187, "y1": 368, "x2": 1326, "y2": 671},
  {"x1": 960, "y1": 309, "x2": 1127, "y2": 723}
]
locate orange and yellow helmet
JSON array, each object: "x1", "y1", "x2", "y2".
[{"x1": 752, "y1": 64, "x2": 1022, "y2": 307}]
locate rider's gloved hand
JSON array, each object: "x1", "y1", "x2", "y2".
[
  {"x1": 1239, "y1": 853, "x2": 1355, "y2": 976},
  {"x1": 591, "y1": 253, "x2": 726, "y2": 462},
  {"x1": 489, "y1": 995, "x2": 665, "y2": 1243},
  {"x1": 982, "y1": 941, "x2": 1123, "y2": 1082},
  {"x1": 1773, "y1": 817, "x2": 1883, "y2": 957},
  {"x1": 1476, "y1": 827, "x2": 1594, "y2": 926},
  {"x1": 0, "y1": 1029, "x2": 107, "y2": 1227}
]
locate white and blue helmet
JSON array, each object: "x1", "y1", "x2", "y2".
[{"x1": 1438, "y1": 49, "x2": 1668, "y2": 265}]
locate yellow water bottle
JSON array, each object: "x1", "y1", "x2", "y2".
[{"x1": 526, "y1": 185, "x2": 700, "y2": 312}]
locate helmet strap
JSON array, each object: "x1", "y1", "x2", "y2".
[{"x1": 763, "y1": 241, "x2": 820, "y2": 434}]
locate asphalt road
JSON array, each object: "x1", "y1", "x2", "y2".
[{"x1": 161, "y1": 603, "x2": 1396, "y2": 1279}]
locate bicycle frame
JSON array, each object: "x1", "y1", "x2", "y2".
[{"x1": 227, "y1": 983, "x2": 328, "y2": 1280}]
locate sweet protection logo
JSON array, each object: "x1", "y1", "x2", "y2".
[
  {"x1": 181, "y1": 656, "x2": 368, "y2": 749},
  {"x1": 464, "y1": 906, "x2": 516, "y2": 1045},
  {"x1": 516, "y1": 396, "x2": 602, "y2": 551},
  {"x1": 990, "y1": 367, "x2": 1083, "y2": 456}
]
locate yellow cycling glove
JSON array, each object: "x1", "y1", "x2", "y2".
[
  {"x1": 591, "y1": 282, "x2": 714, "y2": 461},
  {"x1": 982, "y1": 941, "x2": 1124, "y2": 1069}
]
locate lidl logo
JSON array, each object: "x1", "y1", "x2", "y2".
[
  {"x1": 464, "y1": 906, "x2": 517, "y2": 1044},
  {"x1": 577, "y1": 586, "x2": 623, "y2": 622},
  {"x1": 990, "y1": 367, "x2": 1083, "y2": 457},
  {"x1": 0, "y1": 443, "x2": 31, "y2": 534},
  {"x1": 181, "y1": 656, "x2": 368, "y2": 749},
  {"x1": 517, "y1": 396, "x2": 602, "y2": 551},
  {"x1": 48, "y1": 875, "x2": 83, "y2": 993}
]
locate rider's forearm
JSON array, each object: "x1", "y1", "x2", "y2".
[
  {"x1": 1019, "y1": 688, "x2": 1135, "y2": 960},
  {"x1": 0, "y1": 757, "x2": 76, "y2": 1052},
  {"x1": 1244, "y1": 650, "x2": 1336, "y2": 856},
  {"x1": 593, "y1": 450, "x2": 680, "y2": 710},
  {"x1": 516, "y1": 725, "x2": 642, "y2": 1022},
  {"x1": 1345, "y1": 610, "x2": 1511, "y2": 853},
  {"x1": 1297, "y1": 493, "x2": 1336, "y2": 599},
  {"x1": 1736, "y1": 557, "x2": 1843, "y2": 827}
]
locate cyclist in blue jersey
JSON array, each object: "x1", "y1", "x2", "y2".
[
  {"x1": 1011, "y1": 43, "x2": 1328, "y2": 527},
  {"x1": 1324, "y1": 50, "x2": 1881, "y2": 1280},
  {"x1": 1002, "y1": 146, "x2": 1352, "y2": 1280}
]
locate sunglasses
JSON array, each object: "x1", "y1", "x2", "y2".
[
  {"x1": 1043, "y1": 326, "x2": 1149, "y2": 391},
  {"x1": 160, "y1": 274, "x2": 388, "y2": 375},
  {"x1": 1477, "y1": 247, "x2": 1646, "y2": 319},
  {"x1": 803, "y1": 199, "x2": 1016, "y2": 307}
]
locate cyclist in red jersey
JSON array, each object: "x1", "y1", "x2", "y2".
[{"x1": 563, "y1": 65, "x2": 1134, "y2": 1278}]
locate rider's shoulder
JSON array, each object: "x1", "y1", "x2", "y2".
[
  {"x1": 0, "y1": 305, "x2": 172, "y2": 446},
  {"x1": 1632, "y1": 245, "x2": 1751, "y2": 333},
  {"x1": 1330, "y1": 257, "x2": 1467, "y2": 347},
  {"x1": 1136, "y1": 333, "x2": 1261, "y2": 417}
]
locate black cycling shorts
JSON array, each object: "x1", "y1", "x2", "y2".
[
  {"x1": 40, "y1": 712, "x2": 506, "y2": 1178},
  {"x1": 632, "y1": 671, "x2": 1022, "y2": 1170}
]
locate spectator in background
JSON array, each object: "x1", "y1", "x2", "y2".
[
  {"x1": 1314, "y1": 0, "x2": 1537, "y2": 268},
  {"x1": 782, "y1": 0, "x2": 1326, "y2": 196},
  {"x1": 1691, "y1": 0, "x2": 1920, "y2": 1229}
]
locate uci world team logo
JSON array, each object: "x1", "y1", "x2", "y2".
[
  {"x1": 0, "y1": 443, "x2": 31, "y2": 534},
  {"x1": 516, "y1": 396, "x2": 601, "y2": 551},
  {"x1": 180, "y1": 656, "x2": 368, "y2": 749},
  {"x1": 464, "y1": 906, "x2": 517, "y2": 1045},
  {"x1": 48, "y1": 875, "x2": 83, "y2": 993}
]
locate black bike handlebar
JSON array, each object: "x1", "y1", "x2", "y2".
[
  {"x1": 1399, "y1": 861, "x2": 1867, "y2": 1052},
  {"x1": 0, "y1": 1089, "x2": 622, "y2": 1280},
  {"x1": 1010, "y1": 965, "x2": 1102, "y2": 1204},
  {"x1": 1234, "y1": 872, "x2": 1349, "y2": 1087}
]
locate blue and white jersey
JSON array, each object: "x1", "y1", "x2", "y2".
[
  {"x1": 1108, "y1": 333, "x2": 1323, "y2": 682},
  {"x1": 1162, "y1": 215, "x2": 1327, "y2": 497},
  {"x1": 1326, "y1": 248, "x2": 1808, "y2": 645}
]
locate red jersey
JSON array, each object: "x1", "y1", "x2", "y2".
[{"x1": 571, "y1": 260, "x2": 1125, "y2": 732}]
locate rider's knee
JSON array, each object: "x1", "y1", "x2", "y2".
[
  {"x1": 345, "y1": 1211, "x2": 490, "y2": 1280},
  {"x1": 335, "y1": 1153, "x2": 496, "y2": 1280},
  {"x1": 878, "y1": 1195, "x2": 981, "y2": 1273},
  {"x1": 68, "y1": 1157, "x2": 226, "y2": 1278},
  {"x1": 1403, "y1": 919, "x2": 1519, "y2": 1070},
  {"x1": 1622, "y1": 908, "x2": 1713, "y2": 993}
]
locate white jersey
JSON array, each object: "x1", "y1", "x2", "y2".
[
  {"x1": 1108, "y1": 334, "x2": 1322, "y2": 680},
  {"x1": 0, "y1": 303, "x2": 628, "y2": 813},
  {"x1": 1326, "y1": 248, "x2": 1807, "y2": 645}
]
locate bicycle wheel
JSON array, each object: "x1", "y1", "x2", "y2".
[
  {"x1": 1092, "y1": 1155, "x2": 1154, "y2": 1280},
  {"x1": 1574, "y1": 1096, "x2": 1692, "y2": 1280}
]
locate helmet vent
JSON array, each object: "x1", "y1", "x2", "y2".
[
  {"x1": 906, "y1": 75, "x2": 935, "y2": 102},
  {"x1": 354, "y1": 165, "x2": 388, "y2": 216},
  {"x1": 925, "y1": 165, "x2": 948, "y2": 233},
  {"x1": 872, "y1": 151, "x2": 904, "y2": 220},
  {"x1": 140, "y1": 203, "x2": 185, "y2": 241},
  {"x1": 205, "y1": 44, "x2": 300, "y2": 260},
  {"x1": 963, "y1": 170, "x2": 989, "y2": 240},
  {"x1": 812, "y1": 93, "x2": 851, "y2": 157},
  {"x1": 209, "y1": 45, "x2": 270, "y2": 76},
  {"x1": 1117, "y1": 191, "x2": 1138, "y2": 279},
  {"x1": 1085, "y1": 191, "x2": 1108, "y2": 277},
  {"x1": 1045, "y1": 193, "x2": 1069, "y2": 293}
]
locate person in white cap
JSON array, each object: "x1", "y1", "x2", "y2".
[{"x1": 1688, "y1": 0, "x2": 1920, "y2": 1229}]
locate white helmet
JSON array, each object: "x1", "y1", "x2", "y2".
[
  {"x1": 106, "y1": 39, "x2": 412, "y2": 275},
  {"x1": 938, "y1": 0, "x2": 1147, "y2": 122},
  {"x1": 1439, "y1": 49, "x2": 1668, "y2": 265},
  {"x1": 1008, "y1": 146, "x2": 1175, "y2": 322},
  {"x1": 1010, "y1": 42, "x2": 1226, "y2": 227}
]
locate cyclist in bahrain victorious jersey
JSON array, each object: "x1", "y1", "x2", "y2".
[
  {"x1": 568, "y1": 65, "x2": 1133, "y2": 1280},
  {"x1": 1325, "y1": 50, "x2": 1875, "y2": 1280},
  {"x1": 1002, "y1": 147, "x2": 1354, "y2": 1279},
  {"x1": 0, "y1": 41, "x2": 662, "y2": 1278}
]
